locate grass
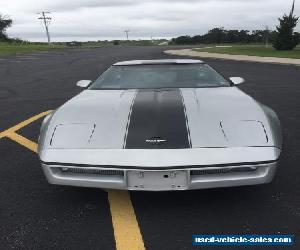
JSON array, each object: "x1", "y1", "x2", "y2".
[
  {"x1": 0, "y1": 42, "x2": 68, "y2": 56},
  {"x1": 0, "y1": 39, "x2": 168, "y2": 56},
  {"x1": 193, "y1": 45, "x2": 300, "y2": 59}
]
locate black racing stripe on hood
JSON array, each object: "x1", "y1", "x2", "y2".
[{"x1": 125, "y1": 89, "x2": 191, "y2": 149}]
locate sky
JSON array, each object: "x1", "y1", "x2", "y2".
[{"x1": 1, "y1": 0, "x2": 299, "y2": 42}]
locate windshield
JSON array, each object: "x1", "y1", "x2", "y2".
[{"x1": 89, "y1": 64, "x2": 230, "y2": 90}]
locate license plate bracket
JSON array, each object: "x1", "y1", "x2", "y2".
[{"x1": 127, "y1": 170, "x2": 188, "y2": 191}]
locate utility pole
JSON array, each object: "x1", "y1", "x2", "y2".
[
  {"x1": 38, "y1": 12, "x2": 52, "y2": 45},
  {"x1": 125, "y1": 30, "x2": 130, "y2": 40},
  {"x1": 265, "y1": 25, "x2": 269, "y2": 48},
  {"x1": 291, "y1": 0, "x2": 295, "y2": 16}
]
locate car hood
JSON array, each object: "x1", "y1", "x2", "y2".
[{"x1": 42, "y1": 88, "x2": 278, "y2": 149}]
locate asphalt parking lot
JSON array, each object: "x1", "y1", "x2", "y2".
[{"x1": 0, "y1": 46, "x2": 299, "y2": 250}]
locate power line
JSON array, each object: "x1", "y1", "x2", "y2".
[{"x1": 37, "y1": 12, "x2": 52, "y2": 45}]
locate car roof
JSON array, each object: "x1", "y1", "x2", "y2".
[{"x1": 113, "y1": 59, "x2": 204, "y2": 66}]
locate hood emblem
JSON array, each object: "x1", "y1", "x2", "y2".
[{"x1": 146, "y1": 137, "x2": 167, "y2": 144}]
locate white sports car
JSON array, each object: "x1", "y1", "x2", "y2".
[{"x1": 38, "y1": 59, "x2": 282, "y2": 191}]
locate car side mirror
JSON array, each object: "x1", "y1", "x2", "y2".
[
  {"x1": 76, "y1": 80, "x2": 92, "y2": 88},
  {"x1": 230, "y1": 77, "x2": 245, "y2": 85}
]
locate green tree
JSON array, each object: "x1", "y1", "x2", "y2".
[
  {"x1": 206, "y1": 28, "x2": 226, "y2": 43},
  {"x1": 113, "y1": 40, "x2": 120, "y2": 45},
  {"x1": 0, "y1": 14, "x2": 12, "y2": 41},
  {"x1": 294, "y1": 32, "x2": 300, "y2": 43},
  {"x1": 273, "y1": 1, "x2": 299, "y2": 50},
  {"x1": 171, "y1": 36, "x2": 193, "y2": 45}
]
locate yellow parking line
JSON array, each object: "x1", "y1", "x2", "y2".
[
  {"x1": 0, "y1": 111, "x2": 146, "y2": 250},
  {"x1": 108, "y1": 190, "x2": 145, "y2": 250},
  {"x1": 0, "y1": 110, "x2": 52, "y2": 138},
  {"x1": 6, "y1": 132, "x2": 38, "y2": 153}
]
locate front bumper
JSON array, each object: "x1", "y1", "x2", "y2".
[{"x1": 41, "y1": 161, "x2": 278, "y2": 191}]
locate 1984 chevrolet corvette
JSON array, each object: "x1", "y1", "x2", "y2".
[{"x1": 38, "y1": 59, "x2": 282, "y2": 191}]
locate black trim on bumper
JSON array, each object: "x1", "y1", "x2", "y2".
[{"x1": 41, "y1": 159, "x2": 279, "y2": 170}]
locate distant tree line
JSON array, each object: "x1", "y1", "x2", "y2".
[
  {"x1": 171, "y1": 27, "x2": 300, "y2": 45},
  {"x1": 172, "y1": 2, "x2": 299, "y2": 50}
]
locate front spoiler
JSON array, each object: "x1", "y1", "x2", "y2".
[{"x1": 41, "y1": 162, "x2": 278, "y2": 191}]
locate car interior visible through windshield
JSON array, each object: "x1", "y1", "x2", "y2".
[{"x1": 90, "y1": 64, "x2": 231, "y2": 89}]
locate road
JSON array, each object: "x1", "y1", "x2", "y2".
[{"x1": 0, "y1": 46, "x2": 299, "y2": 250}]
